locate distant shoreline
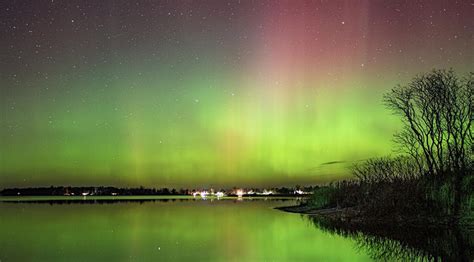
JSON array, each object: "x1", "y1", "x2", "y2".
[
  {"x1": 0, "y1": 185, "x2": 315, "y2": 198},
  {"x1": 0, "y1": 195, "x2": 304, "y2": 203}
]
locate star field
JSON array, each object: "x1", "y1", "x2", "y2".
[{"x1": 1, "y1": 0, "x2": 473, "y2": 188}]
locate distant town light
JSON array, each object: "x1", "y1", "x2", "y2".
[
  {"x1": 215, "y1": 192, "x2": 224, "y2": 198},
  {"x1": 200, "y1": 191, "x2": 208, "y2": 198}
]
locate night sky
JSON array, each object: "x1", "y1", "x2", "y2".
[{"x1": 1, "y1": 0, "x2": 473, "y2": 188}]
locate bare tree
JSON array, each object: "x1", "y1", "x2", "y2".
[
  {"x1": 384, "y1": 69, "x2": 473, "y2": 174},
  {"x1": 383, "y1": 69, "x2": 473, "y2": 219}
]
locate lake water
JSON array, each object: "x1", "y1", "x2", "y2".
[{"x1": 0, "y1": 197, "x2": 471, "y2": 261}]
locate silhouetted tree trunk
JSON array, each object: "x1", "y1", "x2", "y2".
[{"x1": 383, "y1": 69, "x2": 473, "y2": 221}]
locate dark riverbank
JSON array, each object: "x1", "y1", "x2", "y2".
[
  {"x1": 276, "y1": 204, "x2": 474, "y2": 227},
  {"x1": 276, "y1": 205, "x2": 345, "y2": 216}
]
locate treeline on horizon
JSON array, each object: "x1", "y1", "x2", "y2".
[
  {"x1": 0, "y1": 185, "x2": 318, "y2": 196},
  {"x1": 307, "y1": 69, "x2": 473, "y2": 226}
]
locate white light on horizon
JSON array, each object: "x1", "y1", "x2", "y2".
[
  {"x1": 216, "y1": 192, "x2": 224, "y2": 198},
  {"x1": 236, "y1": 189, "x2": 244, "y2": 197},
  {"x1": 200, "y1": 191, "x2": 208, "y2": 198}
]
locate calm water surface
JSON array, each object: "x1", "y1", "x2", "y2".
[
  {"x1": 0, "y1": 198, "x2": 372, "y2": 261},
  {"x1": 2, "y1": 197, "x2": 470, "y2": 261}
]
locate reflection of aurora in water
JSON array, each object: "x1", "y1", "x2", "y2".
[
  {"x1": 0, "y1": 199, "x2": 373, "y2": 261},
  {"x1": 306, "y1": 215, "x2": 474, "y2": 261}
]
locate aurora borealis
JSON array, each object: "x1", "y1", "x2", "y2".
[{"x1": 1, "y1": 1, "x2": 473, "y2": 188}]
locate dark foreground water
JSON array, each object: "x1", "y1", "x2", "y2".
[{"x1": 0, "y1": 197, "x2": 472, "y2": 261}]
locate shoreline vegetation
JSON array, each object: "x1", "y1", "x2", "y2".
[{"x1": 278, "y1": 168, "x2": 473, "y2": 227}]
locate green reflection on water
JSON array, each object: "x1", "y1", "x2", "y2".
[{"x1": 0, "y1": 199, "x2": 371, "y2": 261}]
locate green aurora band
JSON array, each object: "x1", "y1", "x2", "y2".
[{"x1": 1, "y1": 1, "x2": 472, "y2": 188}]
